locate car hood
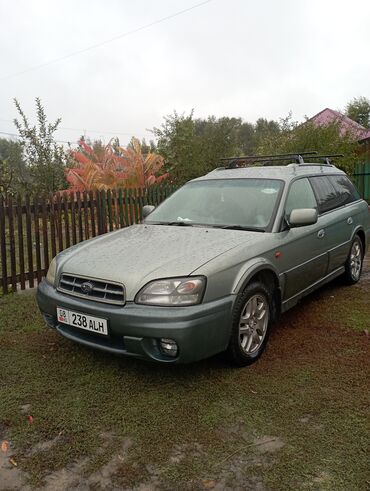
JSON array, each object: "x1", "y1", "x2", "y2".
[{"x1": 57, "y1": 224, "x2": 263, "y2": 300}]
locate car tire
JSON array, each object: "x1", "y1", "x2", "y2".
[
  {"x1": 227, "y1": 281, "x2": 273, "y2": 367},
  {"x1": 343, "y1": 235, "x2": 364, "y2": 285}
]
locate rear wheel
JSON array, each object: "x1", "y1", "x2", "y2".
[
  {"x1": 343, "y1": 236, "x2": 363, "y2": 285},
  {"x1": 227, "y1": 282, "x2": 272, "y2": 367}
]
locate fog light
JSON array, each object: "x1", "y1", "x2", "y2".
[{"x1": 159, "y1": 338, "x2": 178, "y2": 357}]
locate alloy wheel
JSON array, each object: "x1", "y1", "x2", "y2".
[{"x1": 239, "y1": 294, "x2": 269, "y2": 354}]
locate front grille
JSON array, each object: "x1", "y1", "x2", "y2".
[{"x1": 58, "y1": 274, "x2": 125, "y2": 305}]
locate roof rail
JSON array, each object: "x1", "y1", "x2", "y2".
[
  {"x1": 302, "y1": 154, "x2": 344, "y2": 166},
  {"x1": 220, "y1": 151, "x2": 318, "y2": 169}
]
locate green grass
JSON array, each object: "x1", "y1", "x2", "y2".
[{"x1": 0, "y1": 271, "x2": 369, "y2": 490}]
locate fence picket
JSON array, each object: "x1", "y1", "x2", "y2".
[
  {"x1": 76, "y1": 191, "x2": 83, "y2": 242},
  {"x1": 49, "y1": 193, "x2": 57, "y2": 260},
  {"x1": 83, "y1": 191, "x2": 89, "y2": 240},
  {"x1": 33, "y1": 195, "x2": 42, "y2": 283},
  {"x1": 25, "y1": 195, "x2": 34, "y2": 289},
  {"x1": 0, "y1": 196, "x2": 8, "y2": 294},
  {"x1": 63, "y1": 193, "x2": 71, "y2": 249},
  {"x1": 41, "y1": 195, "x2": 50, "y2": 273},
  {"x1": 7, "y1": 196, "x2": 17, "y2": 291},
  {"x1": 55, "y1": 193, "x2": 63, "y2": 253},
  {"x1": 89, "y1": 191, "x2": 96, "y2": 237},
  {"x1": 16, "y1": 195, "x2": 26, "y2": 290},
  {"x1": 70, "y1": 193, "x2": 77, "y2": 245}
]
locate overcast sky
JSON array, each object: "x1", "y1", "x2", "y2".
[{"x1": 1, "y1": 0, "x2": 369, "y2": 146}]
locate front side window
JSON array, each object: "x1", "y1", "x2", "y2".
[
  {"x1": 285, "y1": 178, "x2": 317, "y2": 217},
  {"x1": 145, "y1": 178, "x2": 284, "y2": 231}
]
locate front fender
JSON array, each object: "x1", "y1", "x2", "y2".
[{"x1": 231, "y1": 258, "x2": 282, "y2": 295}]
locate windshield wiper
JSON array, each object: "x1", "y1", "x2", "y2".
[
  {"x1": 160, "y1": 221, "x2": 194, "y2": 226},
  {"x1": 213, "y1": 225, "x2": 265, "y2": 232}
]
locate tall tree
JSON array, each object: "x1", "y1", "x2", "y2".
[
  {"x1": 256, "y1": 114, "x2": 359, "y2": 173},
  {"x1": 13, "y1": 98, "x2": 68, "y2": 193},
  {"x1": 152, "y1": 112, "x2": 244, "y2": 183},
  {"x1": 0, "y1": 138, "x2": 28, "y2": 194},
  {"x1": 345, "y1": 97, "x2": 370, "y2": 128}
]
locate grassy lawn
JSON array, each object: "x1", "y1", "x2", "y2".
[{"x1": 0, "y1": 260, "x2": 369, "y2": 490}]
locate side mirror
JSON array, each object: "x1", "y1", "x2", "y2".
[
  {"x1": 289, "y1": 208, "x2": 318, "y2": 228},
  {"x1": 142, "y1": 205, "x2": 155, "y2": 219}
]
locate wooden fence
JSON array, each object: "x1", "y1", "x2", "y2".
[{"x1": 0, "y1": 185, "x2": 177, "y2": 294}]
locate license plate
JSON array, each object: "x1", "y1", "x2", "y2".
[{"x1": 57, "y1": 307, "x2": 108, "y2": 336}]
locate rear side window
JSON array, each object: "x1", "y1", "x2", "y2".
[
  {"x1": 285, "y1": 178, "x2": 317, "y2": 216},
  {"x1": 309, "y1": 176, "x2": 342, "y2": 213},
  {"x1": 328, "y1": 175, "x2": 361, "y2": 205}
]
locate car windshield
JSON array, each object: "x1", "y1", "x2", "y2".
[{"x1": 145, "y1": 178, "x2": 283, "y2": 231}]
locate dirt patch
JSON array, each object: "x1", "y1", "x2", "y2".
[
  {"x1": 253, "y1": 436, "x2": 285, "y2": 453},
  {"x1": 28, "y1": 437, "x2": 62, "y2": 457},
  {"x1": 0, "y1": 435, "x2": 30, "y2": 491}
]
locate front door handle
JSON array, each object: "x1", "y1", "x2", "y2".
[
  {"x1": 317, "y1": 229, "x2": 325, "y2": 239},
  {"x1": 347, "y1": 217, "x2": 353, "y2": 225}
]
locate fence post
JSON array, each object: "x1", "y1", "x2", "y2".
[
  {"x1": 0, "y1": 195, "x2": 8, "y2": 294},
  {"x1": 41, "y1": 194, "x2": 50, "y2": 274},
  {"x1": 33, "y1": 194, "x2": 42, "y2": 284},
  {"x1": 7, "y1": 195, "x2": 17, "y2": 292},
  {"x1": 16, "y1": 194, "x2": 26, "y2": 290}
]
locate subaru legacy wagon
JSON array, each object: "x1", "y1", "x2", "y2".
[{"x1": 37, "y1": 153, "x2": 370, "y2": 366}]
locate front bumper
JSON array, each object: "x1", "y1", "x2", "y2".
[{"x1": 37, "y1": 280, "x2": 234, "y2": 364}]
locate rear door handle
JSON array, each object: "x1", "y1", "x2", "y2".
[
  {"x1": 347, "y1": 217, "x2": 353, "y2": 225},
  {"x1": 317, "y1": 229, "x2": 325, "y2": 239}
]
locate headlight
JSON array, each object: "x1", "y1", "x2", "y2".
[
  {"x1": 136, "y1": 277, "x2": 206, "y2": 306},
  {"x1": 46, "y1": 258, "x2": 57, "y2": 286}
]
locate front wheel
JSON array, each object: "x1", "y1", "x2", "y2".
[
  {"x1": 343, "y1": 236, "x2": 363, "y2": 285},
  {"x1": 227, "y1": 282, "x2": 272, "y2": 367}
]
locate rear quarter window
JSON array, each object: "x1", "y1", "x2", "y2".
[{"x1": 328, "y1": 175, "x2": 361, "y2": 205}]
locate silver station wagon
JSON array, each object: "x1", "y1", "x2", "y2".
[{"x1": 37, "y1": 153, "x2": 370, "y2": 366}]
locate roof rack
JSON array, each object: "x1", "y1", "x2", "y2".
[
  {"x1": 301, "y1": 154, "x2": 344, "y2": 165},
  {"x1": 218, "y1": 151, "x2": 346, "y2": 169},
  {"x1": 220, "y1": 152, "x2": 318, "y2": 169}
]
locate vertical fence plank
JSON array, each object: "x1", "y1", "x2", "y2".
[
  {"x1": 49, "y1": 193, "x2": 57, "y2": 260},
  {"x1": 107, "y1": 189, "x2": 113, "y2": 231},
  {"x1": 89, "y1": 190, "x2": 96, "y2": 237},
  {"x1": 25, "y1": 194, "x2": 34, "y2": 288},
  {"x1": 123, "y1": 189, "x2": 130, "y2": 226},
  {"x1": 63, "y1": 193, "x2": 71, "y2": 249},
  {"x1": 118, "y1": 189, "x2": 125, "y2": 228},
  {"x1": 33, "y1": 195, "x2": 42, "y2": 283},
  {"x1": 132, "y1": 188, "x2": 138, "y2": 224},
  {"x1": 137, "y1": 188, "x2": 144, "y2": 222},
  {"x1": 7, "y1": 196, "x2": 17, "y2": 292},
  {"x1": 70, "y1": 192, "x2": 77, "y2": 245},
  {"x1": 41, "y1": 195, "x2": 50, "y2": 273},
  {"x1": 16, "y1": 195, "x2": 26, "y2": 290},
  {"x1": 76, "y1": 191, "x2": 83, "y2": 242},
  {"x1": 112, "y1": 189, "x2": 119, "y2": 229},
  {"x1": 96, "y1": 191, "x2": 102, "y2": 235},
  {"x1": 82, "y1": 191, "x2": 90, "y2": 240},
  {"x1": 0, "y1": 195, "x2": 8, "y2": 294},
  {"x1": 55, "y1": 192, "x2": 63, "y2": 253},
  {"x1": 100, "y1": 190, "x2": 107, "y2": 233}
]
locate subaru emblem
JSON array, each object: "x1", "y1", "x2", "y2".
[{"x1": 81, "y1": 281, "x2": 94, "y2": 294}]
